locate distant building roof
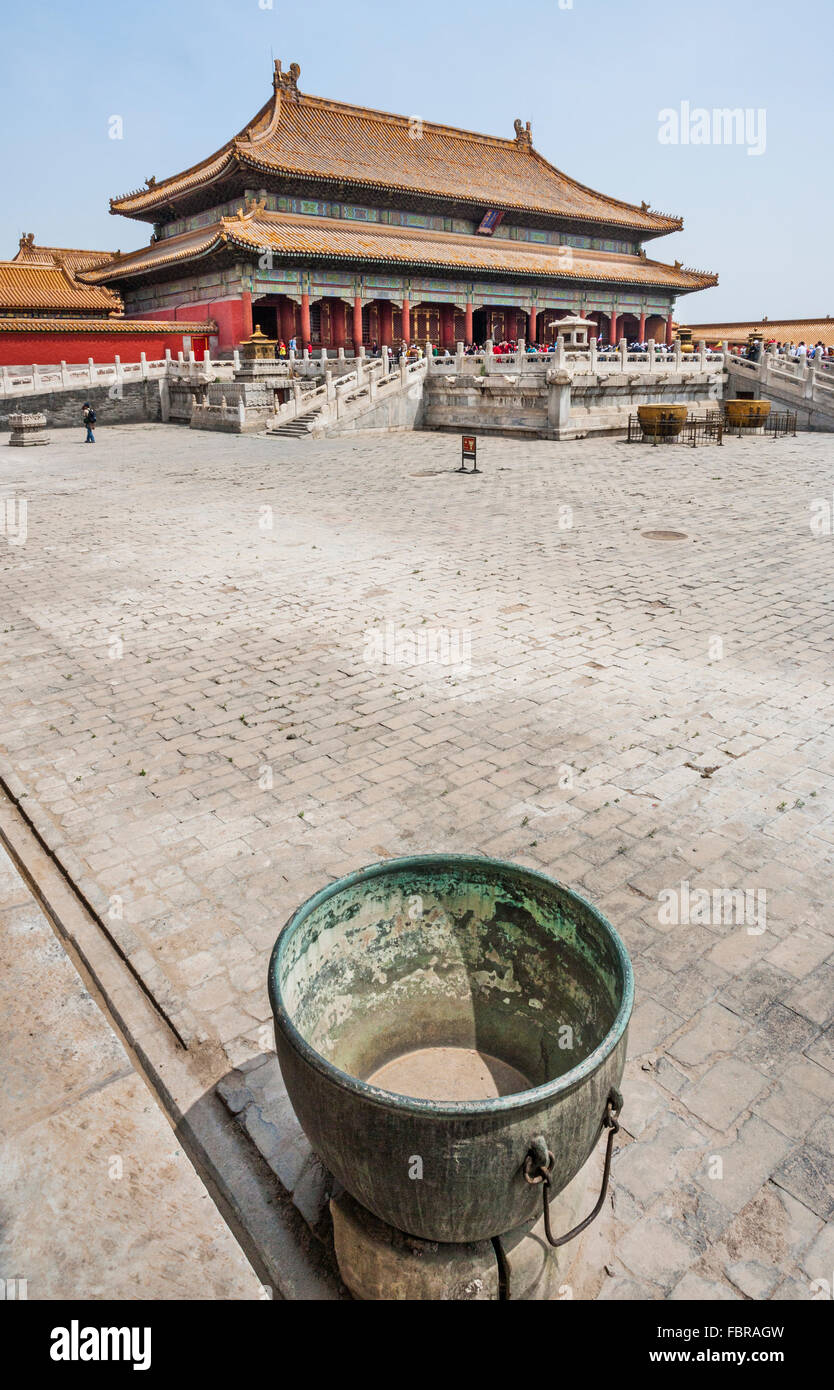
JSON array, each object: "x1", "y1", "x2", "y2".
[
  {"x1": 109, "y1": 61, "x2": 683, "y2": 235},
  {"x1": 3, "y1": 235, "x2": 122, "y2": 315},
  {"x1": 13, "y1": 233, "x2": 119, "y2": 275},
  {"x1": 685, "y1": 316, "x2": 834, "y2": 345},
  {"x1": 84, "y1": 209, "x2": 717, "y2": 293},
  {"x1": 0, "y1": 316, "x2": 216, "y2": 334}
]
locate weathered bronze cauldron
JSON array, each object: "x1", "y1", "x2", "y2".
[
  {"x1": 637, "y1": 403, "x2": 689, "y2": 438},
  {"x1": 724, "y1": 398, "x2": 771, "y2": 428},
  {"x1": 268, "y1": 855, "x2": 633, "y2": 1244}
]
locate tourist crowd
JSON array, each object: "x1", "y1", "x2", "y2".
[
  {"x1": 264, "y1": 334, "x2": 834, "y2": 362},
  {"x1": 729, "y1": 339, "x2": 833, "y2": 362}
]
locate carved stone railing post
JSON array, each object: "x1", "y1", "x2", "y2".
[{"x1": 546, "y1": 368, "x2": 572, "y2": 439}]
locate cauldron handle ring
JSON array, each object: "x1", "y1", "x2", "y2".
[{"x1": 523, "y1": 1087, "x2": 623, "y2": 1249}]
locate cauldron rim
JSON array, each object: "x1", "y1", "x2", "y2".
[{"x1": 268, "y1": 853, "x2": 634, "y2": 1117}]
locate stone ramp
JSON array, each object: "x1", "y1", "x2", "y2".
[{"x1": 265, "y1": 355, "x2": 426, "y2": 438}]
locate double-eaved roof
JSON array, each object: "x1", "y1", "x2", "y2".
[{"x1": 109, "y1": 61, "x2": 681, "y2": 235}]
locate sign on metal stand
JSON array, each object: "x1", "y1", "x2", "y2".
[{"x1": 458, "y1": 434, "x2": 479, "y2": 473}]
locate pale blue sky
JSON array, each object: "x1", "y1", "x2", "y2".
[{"x1": 3, "y1": 0, "x2": 830, "y2": 322}]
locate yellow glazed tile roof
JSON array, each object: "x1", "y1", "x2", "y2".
[
  {"x1": 0, "y1": 316, "x2": 216, "y2": 333},
  {"x1": 13, "y1": 236, "x2": 119, "y2": 275},
  {"x1": 685, "y1": 317, "x2": 834, "y2": 346},
  {"x1": 0, "y1": 261, "x2": 120, "y2": 313},
  {"x1": 110, "y1": 64, "x2": 681, "y2": 233},
  {"x1": 84, "y1": 211, "x2": 717, "y2": 292}
]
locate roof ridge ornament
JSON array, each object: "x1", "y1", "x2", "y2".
[
  {"x1": 513, "y1": 118, "x2": 533, "y2": 151},
  {"x1": 273, "y1": 60, "x2": 301, "y2": 95},
  {"x1": 232, "y1": 195, "x2": 267, "y2": 222}
]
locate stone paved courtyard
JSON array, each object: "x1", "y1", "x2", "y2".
[
  {"x1": 0, "y1": 843, "x2": 261, "y2": 1300},
  {"x1": 1, "y1": 421, "x2": 833, "y2": 1300}
]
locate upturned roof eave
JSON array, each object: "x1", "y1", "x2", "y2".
[
  {"x1": 236, "y1": 155, "x2": 680, "y2": 234},
  {"x1": 90, "y1": 222, "x2": 717, "y2": 296},
  {"x1": 107, "y1": 81, "x2": 680, "y2": 235},
  {"x1": 112, "y1": 151, "x2": 680, "y2": 235}
]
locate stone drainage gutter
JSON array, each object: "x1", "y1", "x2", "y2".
[{"x1": 0, "y1": 774, "x2": 343, "y2": 1301}]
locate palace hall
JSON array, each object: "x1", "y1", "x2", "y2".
[{"x1": 82, "y1": 61, "x2": 717, "y2": 354}]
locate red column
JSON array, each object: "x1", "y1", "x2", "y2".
[
  {"x1": 280, "y1": 297, "x2": 295, "y2": 342},
  {"x1": 401, "y1": 298, "x2": 411, "y2": 346},
  {"x1": 300, "y1": 292, "x2": 311, "y2": 346},
  {"x1": 380, "y1": 301, "x2": 393, "y2": 347},
  {"x1": 241, "y1": 290, "x2": 253, "y2": 341},
  {"x1": 666, "y1": 313, "x2": 674, "y2": 346},
  {"x1": 609, "y1": 309, "x2": 618, "y2": 345},
  {"x1": 638, "y1": 311, "x2": 646, "y2": 340},
  {"x1": 464, "y1": 302, "x2": 473, "y2": 346},
  {"x1": 528, "y1": 306, "x2": 537, "y2": 344},
  {"x1": 332, "y1": 299, "x2": 346, "y2": 349},
  {"x1": 441, "y1": 304, "x2": 455, "y2": 350},
  {"x1": 353, "y1": 297, "x2": 363, "y2": 353}
]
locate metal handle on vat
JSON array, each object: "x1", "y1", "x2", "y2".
[{"x1": 523, "y1": 1087, "x2": 623, "y2": 1249}]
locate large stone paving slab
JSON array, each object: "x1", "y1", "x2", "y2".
[
  {"x1": 0, "y1": 844, "x2": 261, "y2": 1300},
  {"x1": 1, "y1": 422, "x2": 832, "y2": 1298}
]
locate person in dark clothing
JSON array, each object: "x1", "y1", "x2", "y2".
[{"x1": 82, "y1": 402, "x2": 96, "y2": 443}]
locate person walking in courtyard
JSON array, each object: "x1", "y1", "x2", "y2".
[{"x1": 82, "y1": 402, "x2": 96, "y2": 443}]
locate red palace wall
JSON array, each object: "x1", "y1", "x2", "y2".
[
  {"x1": 128, "y1": 293, "x2": 251, "y2": 352},
  {"x1": 0, "y1": 327, "x2": 210, "y2": 368}
]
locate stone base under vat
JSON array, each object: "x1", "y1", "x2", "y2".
[{"x1": 331, "y1": 1142, "x2": 614, "y2": 1301}]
